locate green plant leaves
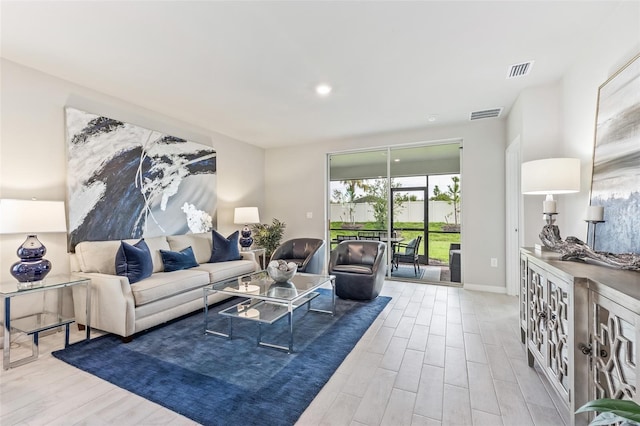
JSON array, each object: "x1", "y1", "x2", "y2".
[
  {"x1": 576, "y1": 398, "x2": 640, "y2": 426},
  {"x1": 251, "y1": 218, "x2": 286, "y2": 259}
]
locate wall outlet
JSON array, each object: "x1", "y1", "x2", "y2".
[
  {"x1": 491, "y1": 258, "x2": 498, "y2": 268},
  {"x1": 306, "y1": 212, "x2": 313, "y2": 219}
]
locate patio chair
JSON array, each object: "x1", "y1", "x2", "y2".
[
  {"x1": 449, "y1": 243, "x2": 461, "y2": 282},
  {"x1": 392, "y1": 235, "x2": 422, "y2": 276},
  {"x1": 357, "y1": 231, "x2": 380, "y2": 240}
]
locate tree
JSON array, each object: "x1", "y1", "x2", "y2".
[
  {"x1": 331, "y1": 179, "x2": 369, "y2": 225},
  {"x1": 364, "y1": 178, "x2": 404, "y2": 228},
  {"x1": 430, "y1": 185, "x2": 450, "y2": 201},
  {"x1": 446, "y1": 176, "x2": 461, "y2": 225}
]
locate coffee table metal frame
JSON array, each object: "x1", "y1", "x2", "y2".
[{"x1": 203, "y1": 271, "x2": 335, "y2": 353}]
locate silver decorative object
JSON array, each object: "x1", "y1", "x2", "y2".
[
  {"x1": 267, "y1": 260, "x2": 297, "y2": 282},
  {"x1": 539, "y1": 225, "x2": 640, "y2": 271}
]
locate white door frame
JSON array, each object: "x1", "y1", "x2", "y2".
[{"x1": 505, "y1": 137, "x2": 522, "y2": 296}]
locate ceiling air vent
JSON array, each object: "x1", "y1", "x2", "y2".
[
  {"x1": 469, "y1": 108, "x2": 503, "y2": 121},
  {"x1": 507, "y1": 61, "x2": 534, "y2": 78}
]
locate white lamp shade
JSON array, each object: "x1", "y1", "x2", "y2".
[
  {"x1": 234, "y1": 207, "x2": 260, "y2": 225},
  {"x1": 0, "y1": 199, "x2": 67, "y2": 234},
  {"x1": 521, "y1": 158, "x2": 581, "y2": 194}
]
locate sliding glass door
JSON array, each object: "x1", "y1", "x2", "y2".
[{"x1": 328, "y1": 142, "x2": 461, "y2": 284}]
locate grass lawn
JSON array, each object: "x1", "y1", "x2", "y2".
[{"x1": 330, "y1": 222, "x2": 460, "y2": 263}]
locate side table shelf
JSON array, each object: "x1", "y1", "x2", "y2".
[{"x1": 1, "y1": 275, "x2": 91, "y2": 370}]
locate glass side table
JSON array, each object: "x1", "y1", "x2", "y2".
[
  {"x1": 242, "y1": 247, "x2": 267, "y2": 269},
  {"x1": 0, "y1": 274, "x2": 91, "y2": 369}
]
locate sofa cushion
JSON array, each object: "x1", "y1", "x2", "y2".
[
  {"x1": 160, "y1": 246, "x2": 199, "y2": 272},
  {"x1": 167, "y1": 233, "x2": 212, "y2": 264},
  {"x1": 210, "y1": 230, "x2": 242, "y2": 263},
  {"x1": 130, "y1": 269, "x2": 210, "y2": 306},
  {"x1": 144, "y1": 236, "x2": 172, "y2": 273},
  {"x1": 194, "y1": 259, "x2": 257, "y2": 283},
  {"x1": 74, "y1": 236, "x2": 170, "y2": 274},
  {"x1": 115, "y1": 239, "x2": 153, "y2": 284},
  {"x1": 75, "y1": 240, "x2": 123, "y2": 274},
  {"x1": 332, "y1": 264, "x2": 373, "y2": 275}
]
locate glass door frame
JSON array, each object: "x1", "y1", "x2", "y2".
[
  {"x1": 327, "y1": 140, "x2": 462, "y2": 282},
  {"x1": 390, "y1": 186, "x2": 428, "y2": 265}
]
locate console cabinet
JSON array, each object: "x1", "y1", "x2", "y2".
[{"x1": 520, "y1": 249, "x2": 640, "y2": 426}]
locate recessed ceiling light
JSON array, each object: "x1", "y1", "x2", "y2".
[
  {"x1": 428, "y1": 115, "x2": 437, "y2": 122},
  {"x1": 394, "y1": 158, "x2": 400, "y2": 162},
  {"x1": 315, "y1": 83, "x2": 332, "y2": 96}
]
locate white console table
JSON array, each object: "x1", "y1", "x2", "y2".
[
  {"x1": 520, "y1": 248, "x2": 640, "y2": 426},
  {"x1": 0, "y1": 274, "x2": 91, "y2": 369}
]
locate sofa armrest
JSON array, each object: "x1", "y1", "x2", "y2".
[
  {"x1": 71, "y1": 272, "x2": 136, "y2": 338},
  {"x1": 240, "y1": 251, "x2": 260, "y2": 271}
]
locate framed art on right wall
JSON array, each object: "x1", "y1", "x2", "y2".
[{"x1": 590, "y1": 53, "x2": 640, "y2": 254}]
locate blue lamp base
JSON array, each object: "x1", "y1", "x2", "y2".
[
  {"x1": 10, "y1": 235, "x2": 52, "y2": 282},
  {"x1": 239, "y1": 226, "x2": 253, "y2": 250}
]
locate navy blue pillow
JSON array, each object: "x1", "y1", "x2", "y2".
[
  {"x1": 209, "y1": 230, "x2": 242, "y2": 263},
  {"x1": 160, "y1": 246, "x2": 199, "y2": 272},
  {"x1": 115, "y1": 239, "x2": 153, "y2": 284}
]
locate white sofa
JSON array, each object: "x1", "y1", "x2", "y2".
[{"x1": 70, "y1": 232, "x2": 259, "y2": 340}]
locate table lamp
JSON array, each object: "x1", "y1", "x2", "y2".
[
  {"x1": 234, "y1": 207, "x2": 260, "y2": 250},
  {"x1": 521, "y1": 158, "x2": 580, "y2": 250},
  {"x1": 0, "y1": 199, "x2": 67, "y2": 282}
]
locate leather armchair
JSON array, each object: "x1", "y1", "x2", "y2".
[
  {"x1": 329, "y1": 240, "x2": 386, "y2": 300},
  {"x1": 270, "y1": 238, "x2": 325, "y2": 274}
]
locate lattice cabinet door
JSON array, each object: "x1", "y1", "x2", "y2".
[
  {"x1": 527, "y1": 262, "x2": 547, "y2": 369},
  {"x1": 589, "y1": 291, "x2": 639, "y2": 404},
  {"x1": 520, "y1": 253, "x2": 528, "y2": 343},
  {"x1": 546, "y1": 272, "x2": 571, "y2": 401}
]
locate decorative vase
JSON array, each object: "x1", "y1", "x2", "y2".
[
  {"x1": 10, "y1": 235, "x2": 52, "y2": 282},
  {"x1": 239, "y1": 226, "x2": 253, "y2": 249}
]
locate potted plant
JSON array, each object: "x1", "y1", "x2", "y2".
[
  {"x1": 576, "y1": 398, "x2": 640, "y2": 425},
  {"x1": 251, "y1": 218, "x2": 286, "y2": 260}
]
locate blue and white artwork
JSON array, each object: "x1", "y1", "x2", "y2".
[
  {"x1": 590, "y1": 54, "x2": 640, "y2": 254},
  {"x1": 66, "y1": 107, "x2": 217, "y2": 250}
]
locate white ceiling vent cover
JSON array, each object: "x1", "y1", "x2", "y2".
[
  {"x1": 507, "y1": 61, "x2": 534, "y2": 78},
  {"x1": 469, "y1": 108, "x2": 503, "y2": 120}
]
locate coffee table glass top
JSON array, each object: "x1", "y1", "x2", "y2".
[{"x1": 209, "y1": 271, "x2": 332, "y2": 302}]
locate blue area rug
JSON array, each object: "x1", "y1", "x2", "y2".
[{"x1": 53, "y1": 289, "x2": 390, "y2": 426}]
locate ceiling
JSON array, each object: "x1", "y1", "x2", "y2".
[{"x1": 0, "y1": 1, "x2": 623, "y2": 148}]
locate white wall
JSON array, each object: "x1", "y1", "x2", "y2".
[
  {"x1": 265, "y1": 121, "x2": 507, "y2": 292},
  {"x1": 561, "y1": 2, "x2": 640, "y2": 240},
  {"x1": 0, "y1": 59, "x2": 265, "y2": 284},
  {"x1": 507, "y1": 82, "x2": 564, "y2": 247},
  {"x1": 508, "y1": 1, "x2": 640, "y2": 250}
]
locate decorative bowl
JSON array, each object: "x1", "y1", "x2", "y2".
[{"x1": 267, "y1": 260, "x2": 297, "y2": 282}]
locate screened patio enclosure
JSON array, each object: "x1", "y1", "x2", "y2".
[{"x1": 327, "y1": 142, "x2": 462, "y2": 284}]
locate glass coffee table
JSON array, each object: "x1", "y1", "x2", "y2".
[{"x1": 203, "y1": 271, "x2": 335, "y2": 353}]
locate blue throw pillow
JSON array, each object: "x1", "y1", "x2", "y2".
[
  {"x1": 115, "y1": 239, "x2": 153, "y2": 284},
  {"x1": 209, "y1": 230, "x2": 242, "y2": 263},
  {"x1": 160, "y1": 246, "x2": 199, "y2": 272}
]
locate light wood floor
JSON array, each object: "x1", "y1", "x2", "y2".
[{"x1": 0, "y1": 280, "x2": 566, "y2": 425}]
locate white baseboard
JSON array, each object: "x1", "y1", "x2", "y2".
[{"x1": 463, "y1": 283, "x2": 507, "y2": 294}]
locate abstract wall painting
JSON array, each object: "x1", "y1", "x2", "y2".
[
  {"x1": 65, "y1": 107, "x2": 217, "y2": 250},
  {"x1": 590, "y1": 53, "x2": 640, "y2": 254}
]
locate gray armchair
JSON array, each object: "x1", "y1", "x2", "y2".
[
  {"x1": 329, "y1": 240, "x2": 386, "y2": 300},
  {"x1": 270, "y1": 238, "x2": 325, "y2": 274}
]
